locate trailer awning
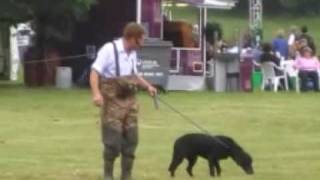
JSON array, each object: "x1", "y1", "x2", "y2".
[{"x1": 177, "y1": 0, "x2": 237, "y2": 9}]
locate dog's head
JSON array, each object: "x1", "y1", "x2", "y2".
[{"x1": 231, "y1": 149, "x2": 254, "y2": 175}]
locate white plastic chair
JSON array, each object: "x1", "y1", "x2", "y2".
[
  {"x1": 260, "y1": 62, "x2": 289, "y2": 92},
  {"x1": 318, "y1": 69, "x2": 320, "y2": 90},
  {"x1": 282, "y1": 60, "x2": 320, "y2": 92},
  {"x1": 281, "y1": 60, "x2": 300, "y2": 93}
]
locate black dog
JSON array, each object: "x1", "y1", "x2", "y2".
[{"x1": 168, "y1": 133, "x2": 254, "y2": 177}]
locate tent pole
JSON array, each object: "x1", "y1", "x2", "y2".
[
  {"x1": 202, "y1": 7, "x2": 208, "y2": 78},
  {"x1": 137, "y1": 0, "x2": 142, "y2": 24}
]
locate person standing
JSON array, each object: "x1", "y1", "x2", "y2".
[
  {"x1": 298, "y1": 26, "x2": 316, "y2": 54},
  {"x1": 288, "y1": 26, "x2": 299, "y2": 59},
  {"x1": 90, "y1": 22, "x2": 157, "y2": 180},
  {"x1": 272, "y1": 29, "x2": 289, "y2": 60}
]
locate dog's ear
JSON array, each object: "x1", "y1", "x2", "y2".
[
  {"x1": 220, "y1": 136, "x2": 243, "y2": 150},
  {"x1": 230, "y1": 139, "x2": 244, "y2": 152},
  {"x1": 230, "y1": 148, "x2": 250, "y2": 164}
]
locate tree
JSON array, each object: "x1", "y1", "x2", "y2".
[
  {"x1": 0, "y1": 0, "x2": 96, "y2": 53},
  {"x1": 0, "y1": 0, "x2": 96, "y2": 85},
  {"x1": 0, "y1": 1, "x2": 28, "y2": 23},
  {"x1": 236, "y1": 0, "x2": 320, "y2": 14},
  {"x1": 279, "y1": 0, "x2": 320, "y2": 13}
]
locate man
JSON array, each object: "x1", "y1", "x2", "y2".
[
  {"x1": 90, "y1": 22, "x2": 157, "y2": 180},
  {"x1": 298, "y1": 26, "x2": 316, "y2": 54},
  {"x1": 272, "y1": 29, "x2": 289, "y2": 60}
]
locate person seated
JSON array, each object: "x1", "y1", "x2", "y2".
[
  {"x1": 295, "y1": 47, "x2": 320, "y2": 91},
  {"x1": 259, "y1": 43, "x2": 287, "y2": 90},
  {"x1": 260, "y1": 43, "x2": 280, "y2": 66},
  {"x1": 260, "y1": 43, "x2": 283, "y2": 75}
]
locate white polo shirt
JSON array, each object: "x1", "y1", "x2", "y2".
[{"x1": 91, "y1": 38, "x2": 138, "y2": 78}]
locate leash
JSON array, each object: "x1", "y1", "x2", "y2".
[
  {"x1": 153, "y1": 94, "x2": 230, "y2": 149},
  {"x1": 13, "y1": 54, "x2": 89, "y2": 65}
]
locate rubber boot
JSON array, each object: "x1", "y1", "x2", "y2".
[
  {"x1": 104, "y1": 159, "x2": 115, "y2": 180},
  {"x1": 121, "y1": 156, "x2": 134, "y2": 180}
]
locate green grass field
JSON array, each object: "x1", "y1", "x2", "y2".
[{"x1": 1, "y1": 84, "x2": 320, "y2": 180}]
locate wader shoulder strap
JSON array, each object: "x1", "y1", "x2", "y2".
[
  {"x1": 131, "y1": 58, "x2": 135, "y2": 75},
  {"x1": 112, "y1": 41, "x2": 120, "y2": 77}
]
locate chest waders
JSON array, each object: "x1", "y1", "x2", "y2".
[{"x1": 100, "y1": 41, "x2": 138, "y2": 180}]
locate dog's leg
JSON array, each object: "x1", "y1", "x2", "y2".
[
  {"x1": 186, "y1": 156, "x2": 197, "y2": 177},
  {"x1": 168, "y1": 154, "x2": 184, "y2": 177},
  {"x1": 208, "y1": 159, "x2": 216, "y2": 177},
  {"x1": 214, "y1": 161, "x2": 222, "y2": 177}
]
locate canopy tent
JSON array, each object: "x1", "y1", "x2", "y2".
[
  {"x1": 160, "y1": 0, "x2": 238, "y2": 90},
  {"x1": 177, "y1": 0, "x2": 237, "y2": 9}
]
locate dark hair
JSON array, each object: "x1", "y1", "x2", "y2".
[
  {"x1": 262, "y1": 43, "x2": 272, "y2": 52},
  {"x1": 301, "y1": 26, "x2": 308, "y2": 33},
  {"x1": 205, "y1": 22, "x2": 223, "y2": 44}
]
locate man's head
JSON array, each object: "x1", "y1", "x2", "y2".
[
  {"x1": 276, "y1": 29, "x2": 285, "y2": 38},
  {"x1": 123, "y1": 22, "x2": 145, "y2": 51},
  {"x1": 301, "y1": 26, "x2": 308, "y2": 34}
]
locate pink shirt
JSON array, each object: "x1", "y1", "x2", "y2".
[{"x1": 295, "y1": 56, "x2": 320, "y2": 71}]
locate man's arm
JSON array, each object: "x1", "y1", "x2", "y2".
[
  {"x1": 135, "y1": 75, "x2": 157, "y2": 97},
  {"x1": 132, "y1": 53, "x2": 157, "y2": 96},
  {"x1": 90, "y1": 44, "x2": 112, "y2": 107},
  {"x1": 90, "y1": 69, "x2": 104, "y2": 107}
]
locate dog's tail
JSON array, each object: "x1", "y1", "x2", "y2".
[
  {"x1": 168, "y1": 146, "x2": 177, "y2": 171},
  {"x1": 168, "y1": 144, "x2": 183, "y2": 177}
]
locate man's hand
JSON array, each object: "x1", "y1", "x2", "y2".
[
  {"x1": 92, "y1": 92, "x2": 104, "y2": 107},
  {"x1": 147, "y1": 85, "x2": 157, "y2": 97},
  {"x1": 135, "y1": 75, "x2": 157, "y2": 96},
  {"x1": 90, "y1": 70, "x2": 104, "y2": 107}
]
